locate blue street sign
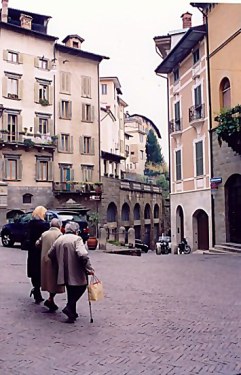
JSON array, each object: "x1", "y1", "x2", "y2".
[{"x1": 210, "y1": 177, "x2": 222, "y2": 184}]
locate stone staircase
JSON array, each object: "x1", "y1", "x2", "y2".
[{"x1": 209, "y1": 242, "x2": 241, "y2": 254}]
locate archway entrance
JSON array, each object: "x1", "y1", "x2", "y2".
[
  {"x1": 176, "y1": 205, "x2": 184, "y2": 243},
  {"x1": 193, "y1": 209, "x2": 209, "y2": 250},
  {"x1": 225, "y1": 174, "x2": 241, "y2": 243}
]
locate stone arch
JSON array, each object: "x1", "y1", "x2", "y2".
[
  {"x1": 23, "y1": 193, "x2": 33, "y2": 204},
  {"x1": 176, "y1": 205, "x2": 184, "y2": 244},
  {"x1": 220, "y1": 77, "x2": 231, "y2": 110},
  {"x1": 192, "y1": 209, "x2": 209, "y2": 250}
]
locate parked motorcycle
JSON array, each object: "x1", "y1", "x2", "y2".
[
  {"x1": 178, "y1": 238, "x2": 191, "y2": 254},
  {"x1": 156, "y1": 236, "x2": 171, "y2": 255}
]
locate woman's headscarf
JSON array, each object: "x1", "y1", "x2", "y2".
[{"x1": 32, "y1": 206, "x2": 47, "y2": 220}]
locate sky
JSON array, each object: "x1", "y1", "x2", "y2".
[{"x1": 7, "y1": 0, "x2": 207, "y2": 162}]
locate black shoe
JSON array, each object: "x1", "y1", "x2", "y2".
[
  {"x1": 30, "y1": 288, "x2": 44, "y2": 304},
  {"x1": 44, "y1": 300, "x2": 58, "y2": 311},
  {"x1": 62, "y1": 306, "x2": 76, "y2": 321}
]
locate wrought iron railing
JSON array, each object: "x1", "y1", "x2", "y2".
[
  {"x1": 189, "y1": 103, "x2": 205, "y2": 122},
  {"x1": 169, "y1": 119, "x2": 182, "y2": 133}
]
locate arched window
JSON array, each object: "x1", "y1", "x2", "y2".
[
  {"x1": 144, "y1": 204, "x2": 151, "y2": 219},
  {"x1": 134, "y1": 203, "x2": 141, "y2": 220},
  {"x1": 121, "y1": 203, "x2": 130, "y2": 221},
  {"x1": 220, "y1": 77, "x2": 231, "y2": 110},
  {"x1": 107, "y1": 202, "x2": 117, "y2": 222},
  {"x1": 154, "y1": 204, "x2": 159, "y2": 218}
]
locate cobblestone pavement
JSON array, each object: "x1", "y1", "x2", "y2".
[{"x1": 1, "y1": 245, "x2": 241, "y2": 375}]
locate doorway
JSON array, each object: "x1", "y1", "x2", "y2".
[{"x1": 225, "y1": 174, "x2": 241, "y2": 243}]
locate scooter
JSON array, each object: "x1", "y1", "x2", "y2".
[{"x1": 178, "y1": 238, "x2": 191, "y2": 254}]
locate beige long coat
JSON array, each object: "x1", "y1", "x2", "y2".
[
  {"x1": 36, "y1": 227, "x2": 65, "y2": 294},
  {"x1": 48, "y1": 233, "x2": 93, "y2": 286}
]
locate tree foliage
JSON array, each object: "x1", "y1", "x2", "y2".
[{"x1": 145, "y1": 129, "x2": 163, "y2": 164}]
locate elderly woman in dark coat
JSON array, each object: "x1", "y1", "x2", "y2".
[{"x1": 27, "y1": 206, "x2": 49, "y2": 303}]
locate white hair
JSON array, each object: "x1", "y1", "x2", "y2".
[
  {"x1": 65, "y1": 221, "x2": 79, "y2": 234},
  {"x1": 50, "y1": 218, "x2": 62, "y2": 228}
]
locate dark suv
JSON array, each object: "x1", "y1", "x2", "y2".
[{"x1": 0, "y1": 209, "x2": 90, "y2": 248}]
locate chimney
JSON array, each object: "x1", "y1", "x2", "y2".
[
  {"x1": 1, "y1": 0, "x2": 8, "y2": 23},
  {"x1": 181, "y1": 12, "x2": 192, "y2": 29},
  {"x1": 20, "y1": 13, "x2": 33, "y2": 30}
]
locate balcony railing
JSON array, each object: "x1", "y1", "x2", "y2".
[
  {"x1": 169, "y1": 119, "x2": 182, "y2": 133},
  {"x1": 53, "y1": 182, "x2": 102, "y2": 195},
  {"x1": 189, "y1": 104, "x2": 205, "y2": 123},
  {"x1": 0, "y1": 131, "x2": 57, "y2": 148}
]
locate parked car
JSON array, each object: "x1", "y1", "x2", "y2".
[
  {"x1": 0, "y1": 209, "x2": 90, "y2": 248},
  {"x1": 155, "y1": 235, "x2": 171, "y2": 255},
  {"x1": 135, "y1": 239, "x2": 149, "y2": 253}
]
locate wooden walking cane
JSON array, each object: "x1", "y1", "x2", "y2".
[{"x1": 87, "y1": 274, "x2": 94, "y2": 323}]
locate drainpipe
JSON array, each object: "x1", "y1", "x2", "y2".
[
  {"x1": 97, "y1": 64, "x2": 101, "y2": 182},
  {"x1": 194, "y1": 6, "x2": 215, "y2": 247}
]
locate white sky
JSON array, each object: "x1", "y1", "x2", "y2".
[{"x1": 7, "y1": 0, "x2": 206, "y2": 161}]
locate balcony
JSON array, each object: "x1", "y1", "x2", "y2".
[
  {"x1": 169, "y1": 119, "x2": 182, "y2": 140},
  {"x1": 0, "y1": 130, "x2": 57, "y2": 151},
  {"x1": 189, "y1": 104, "x2": 205, "y2": 131},
  {"x1": 53, "y1": 182, "x2": 103, "y2": 196}
]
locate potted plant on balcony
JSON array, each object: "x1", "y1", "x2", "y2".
[
  {"x1": 87, "y1": 211, "x2": 99, "y2": 250},
  {"x1": 39, "y1": 98, "x2": 49, "y2": 106}
]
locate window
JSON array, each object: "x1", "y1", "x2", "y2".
[
  {"x1": 140, "y1": 150, "x2": 144, "y2": 160},
  {"x1": 59, "y1": 100, "x2": 72, "y2": 119},
  {"x1": 82, "y1": 104, "x2": 94, "y2": 122},
  {"x1": 3, "y1": 73, "x2": 22, "y2": 100},
  {"x1": 60, "y1": 134, "x2": 70, "y2": 152},
  {"x1": 39, "y1": 58, "x2": 48, "y2": 70},
  {"x1": 60, "y1": 72, "x2": 71, "y2": 94},
  {"x1": 173, "y1": 68, "x2": 179, "y2": 82},
  {"x1": 36, "y1": 157, "x2": 53, "y2": 181},
  {"x1": 175, "y1": 150, "x2": 182, "y2": 181},
  {"x1": 195, "y1": 141, "x2": 203, "y2": 176},
  {"x1": 59, "y1": 164, "x2": 74, "y2": 183},
  {"x1": 220, "y1": 77, "x2": 231, "y2": 110},
  {"x1": 139, "y1": 133, "x2": 144, "y2": 142},
  {"x1": 81, "y1": 76, "x2": 91, "y2": 98},
  {"x1": 23, "y1": 194, "x2": 32, "y2": 204},
  {"x1": 3, "y1": 155, "x2": 22, "y2": 181},
  {"x1": 8, "y1": 51, "x2": 18, "y2": 63},
  {"x1": 101, "y1": 84, "x2": 107, "y2": 95},
  {"x1": 1, "y1": 111, "x2": 22, "y2": 142},
  {"x1": 73, "y1": 41, "x2": 79, "y2": 48},
  {"x1": 80, "y1": 136, "x2": 95, "y2": 154},
  {"x1": 193, "y1": 48, "x2": 200, "y2": 64},
  {"x1": 81, "y1": 165, "x2": 93, "y2": 182},
  {"x1": 194, "y1": 85, "x2": 202, "y2": 118},
  {"x1": 34, "y1": 79, "x2": 52, "y2": 105},
  {"x1": 39, "y1": 118, "x2": 48, "y2": 135},
  {"x1": 7, "y1": 114, "x2": 17, "y2": 142},
  {"x1": 174, "y1": 101, "x2": 181, "y2": 131}
]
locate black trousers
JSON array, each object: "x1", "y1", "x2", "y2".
[{"x1": 66, "y1": 285, "x2": 87, "y2": 314}]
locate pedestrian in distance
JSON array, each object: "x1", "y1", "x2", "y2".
[
  {"x1": 27, "y1": 206, "x2": 49, "y2": 304},
  {"x1": 48, "y1": 221, "x2": 95, "y2": 323},
  {"x1": 35, "y1": 218, "x2": 64, "y2": 312}
]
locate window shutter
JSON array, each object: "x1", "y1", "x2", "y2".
[
  {"x1": 18, "y1": 79, "x2": 23, "y2": 100},
  {"x1": 67, "y1": 101, "x2": 72, "y2": 120},
  {"x1": 59, "y1": 101, "x2": 63, "y2": 119},
  {"x1": 18, "y1": 53, "x2": 23, "y2": 64},
  {"x1": 2, "y1": 112, "x2": 8, "y2": 141},
  {"x1": 175, "y1": 102, "x2": 180, "y2": 120},
  {"x1": 34, "y1": 57, "x2": 39, "y2": 68},
  {"x1": 3, "y1": 49, "x2": 8, "y2": 61},
  {"x1": 91, "y1": 106, "x2": 95, "y2": 122},
  {"x1": 82, "y1": 103, "x2": 85, "y2": 121},
  {"x1": 91, "y1": 138, "x2": 95, "y2": 155},
  {"x1": 2, "y1": 76, "x2": 8, "y2": 98},
  {"x1": 34, "y1": 82, "x2": 39, "y2": 103},
  {"x1": 70, "y1": 136, "x2": 74, "y2": 153},
  {"x1": 47, "y1": 59, "x2": 52, "y2": 71},
  {"x1": 81, "y1": 76, "x2": 85, "y2": 96},
  {"x1": 17, "y1": 159, "x2": 22, "y2": 180},
  {"x1": 57, "y1": 135, "x2": 63, "y2": 152},
  {"x1": 70, "y1": 169, "x2": 74, "y2": 181},
  {"x1": 35, "y1": 160, "x2": 40, "y2": 181},
  {"x1": 18, "y1": 115, "x2": 23, "y2": 142},
  {"x1": 67, "y1": 73, "x2": 71, "y2": 94},
  {"x1": 88, "y1": 77, "x2": 91, "y2": 97},
  {"x1": 48, "y1": 161, "x2": 53, "y2": 181},
  {"x1": 195, "y1": 86, "x2": 202, "y2": 106},
  {"x1": 3, "y1": 159, "x2": 7, "y2": 179},
  {"x1": 48, "y1": 86, "x2": 53, "y2": 105},
  {"x1": 79, "y1": 136, "x2": 84, "y2": 154},
  {"x1": 34, "y1": 117, "x2": 39, "y2": 135},
  {"x1": 49, "y1": 119, "x2": 54, "y2": 136},
  {"x1": 0, "y1": 159, "x2": 3, "y2": 180}
]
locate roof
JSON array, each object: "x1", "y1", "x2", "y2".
[
  {"x1": 62, "y1": 34, "x2": 85, "y2": 44},
  {"x1": 100, "y1": 76, "x2": 122, "y2": 94},
  {"x1": 155, "y1": 24, "x2": 207, "y2": 74},
  {"x1": 55, "y1": 44, "x2": 109, "y2": 62},
  {"x1": 0, "y1": 21, "x2": 58, "y2": 41},
  {"x1": 101, "y1": 151, "x2": 126, "y2": 162},
  {"x1": 7, "y1": 7, "x2": 51, "y2": 21},
  {"x1": 126, "y1": 114, "x2": 161, "y2": 139}
]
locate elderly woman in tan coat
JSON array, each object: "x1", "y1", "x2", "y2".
[{"x1": 36, "y1": 218, "x2": 65, "y2": 311}]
